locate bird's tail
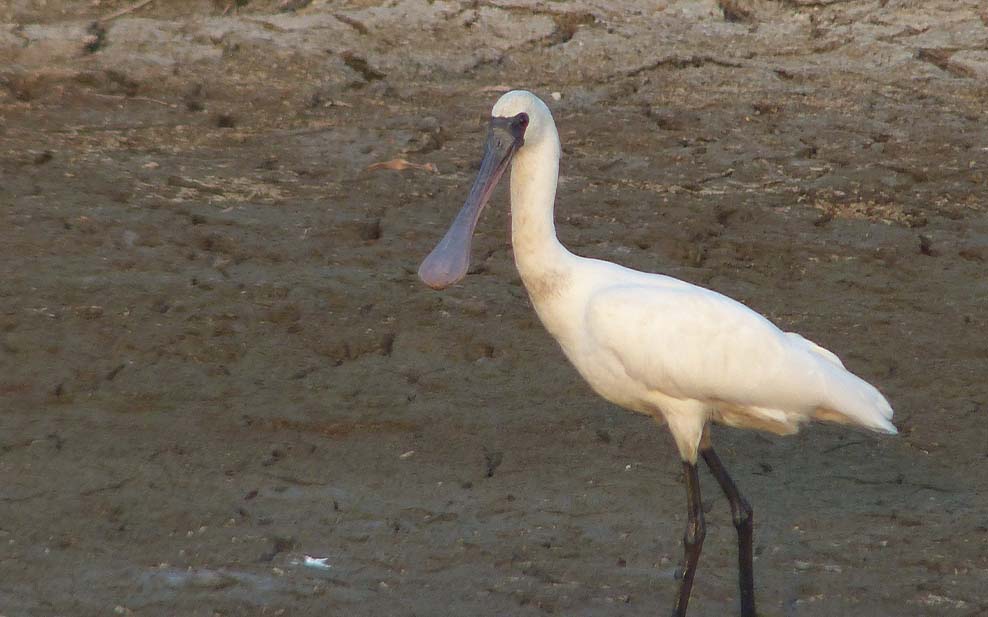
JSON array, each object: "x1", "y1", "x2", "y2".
[
  {"x1": 813, "y1": 364, "x2": 897, "y2": 435},
  {"x1": 785, "y1": 332, "x2": 896, "y2": 435}
]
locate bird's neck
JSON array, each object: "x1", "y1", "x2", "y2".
[{"x1": 509, "y1": 135, "x2": 572, "y2": 291}]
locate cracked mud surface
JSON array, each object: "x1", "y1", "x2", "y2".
[{"x1": 2, "y1": 1, "x2": 987, "y2": 615}]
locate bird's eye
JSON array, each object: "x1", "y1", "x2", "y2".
[{"x1": 516, "y1": 113, "x2": 529, "y2": 128}]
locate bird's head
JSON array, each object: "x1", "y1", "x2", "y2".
[
  {"x1": 418, "y1": 90, "x2": 554, "y2": 290},
  {"x1": 490, "y1": 90, "x2": 557, "y2": 154}
]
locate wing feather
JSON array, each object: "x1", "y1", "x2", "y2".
[{"x1": 585, "y1": 283, "x2": 895, "y2": 434}]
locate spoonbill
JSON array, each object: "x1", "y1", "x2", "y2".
[{"x1": 418, "y1": 90, "x2": 896, "y2": 617}]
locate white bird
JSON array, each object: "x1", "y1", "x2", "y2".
[{"x1": 419, "y1": 90, "x2": 896, "y2": 617}]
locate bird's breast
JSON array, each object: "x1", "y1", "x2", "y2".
[{"x1": 556, "y1": 337, "x2": 657, "y2": 416}]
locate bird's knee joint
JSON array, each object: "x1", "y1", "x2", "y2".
[
  {"x1": 684, "y1": 518, "x2": 706, "y2": 546},
  {"x1": 733, "y1": 500, "x2": 753, "y2": 529}
]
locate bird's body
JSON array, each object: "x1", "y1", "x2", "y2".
[
  {"x1": 418, "y1": 90, "x2": 896, "y2": 616},
  {"x1": 495, "y1": 91, "x2": 894, "y2": 463},
  {"x1": 520, "y1": 253, "x2": 895, "y2": 460}
]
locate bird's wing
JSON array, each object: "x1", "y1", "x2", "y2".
[
  {"x1": 785, "y1": 331, "x2": 845, "y2": 368},
  {"x1": 584, "y1": 283, "x2": 873, "y2": 419}
]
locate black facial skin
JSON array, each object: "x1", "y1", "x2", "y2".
[{"x1": 491, "y1": 112, "x2": 529, "y2": 144}]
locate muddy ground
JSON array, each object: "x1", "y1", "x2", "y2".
[{"x1": 1, "y1": 1, "x2": 987, "y2": 615}]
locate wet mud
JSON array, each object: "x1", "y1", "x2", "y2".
[{"x1": 2, "y1": 1, "x2": 987, "y2": 615}]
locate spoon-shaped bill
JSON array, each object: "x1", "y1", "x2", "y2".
[{"x1": 418, "y1": 123, "x2": 520, "y2": 290}]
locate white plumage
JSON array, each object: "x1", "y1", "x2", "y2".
[
  {"x1": 538, "y1": 258, "x2": 895, "y2": 461},
  {"x1": 455, "y1": 90, "x2": 896, "y2": 461}
]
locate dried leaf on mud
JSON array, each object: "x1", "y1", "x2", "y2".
[{"x1": 366, "y1": 159, "x2": 438, "y2": 173}]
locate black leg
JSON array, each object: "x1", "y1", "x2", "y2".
[
  {"x1": 700, "y1": 435, "x2": 756, "y2": 617},
  {"x1": 672, "y1": 460, "x2": 705, "y2": 617}
]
